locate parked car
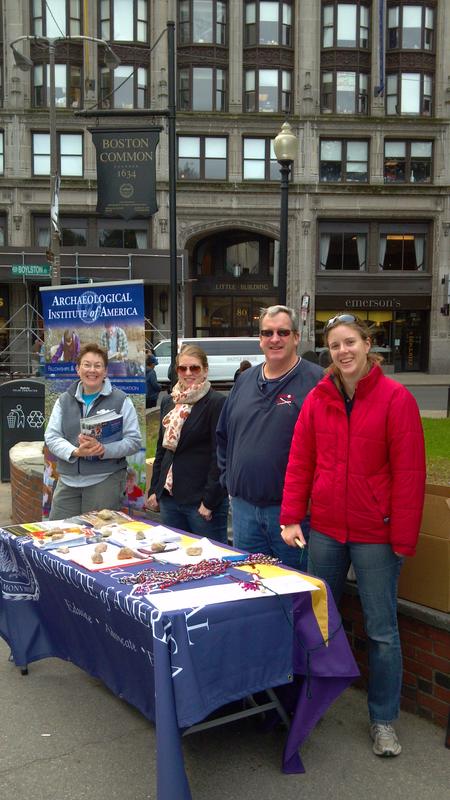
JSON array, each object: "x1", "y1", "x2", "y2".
[{"x1": 154, "y1": 337, "x2": 265, "y2": 387}]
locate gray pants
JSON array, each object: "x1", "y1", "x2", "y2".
[{"x1": 48, "y1": 470, "x2": 127, "y2": 520}]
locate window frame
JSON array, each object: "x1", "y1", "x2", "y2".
[
  {"x1": 387, "y1": 3, "x2": 435, "y2": 52},
  {"x1": 321, "y1": 1, "x2": 370, "y2": 49},
  {"x1": 319, "y1": 138, "x2": 369, "y2": 183},
  {"x1": 244, "y1": 68, "x2": 292, "y2": 113},
  {"x1": 31, "y1": 131, "x2": 84, "y2": 177},
  {"x1": 97, "y1": 220, "x2": 149, "y2": 249},
  {"x1": 318, "y1": 222, "x2": 369, "y2": 272},
  {"x1": 99, "y1": 0, "x2": 149, "y2": 43},
  {"x1": 178, "y1": 66, "x2": 227, "y2": 111},
  {"x1": 178, "y1": 0, "x2": 228, "y2": 45},
  {"x1": 100, "y1": 64, "x2": 149, "y2": 109},
  {"x1": 384, "y1": 139, "x2": 433, "y2": 184},
  {"x1": 378, "y1": 224, "x2": 428, "y2": 272},
  {"x1": 321, "y1": 69, "x2": 369, "y2": 114},
  {"x1": 32, "y1": 62, "x2": 82, "y2": 109},
  {"x1": 386, "y1": 71, "x2": 433, "y2": 116},
  {"x1": 242, "y1": 137, "x2": 279, "y2": 180},
  {"x1": 0, "y1": 131, "x2": 4, "y2": 175},
  {"x1": 177, "y1": 135, "x2": 228, "y2": 181},
  {"x1": 244, "y1": 1, "x2": 293, "y2": 47},
  {"x1": 32, "y1": 0, "x2": 82, "y2": 36}
]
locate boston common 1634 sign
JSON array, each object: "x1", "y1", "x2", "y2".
[{"x1": 89, "y1": 127, "x2": 161, "y2": 219}]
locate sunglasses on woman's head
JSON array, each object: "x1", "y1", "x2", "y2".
[
  {"x1": 177, "y1": 364, "x2": 202, "y2": 374},
  {"x1": 324, "y1": 314, "x2": 359, "y2": 331}
]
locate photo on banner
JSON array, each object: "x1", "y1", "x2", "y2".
[{"x1": 40, "y1": 280, "x2": 146, "y2": 519}]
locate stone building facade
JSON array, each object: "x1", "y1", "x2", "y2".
[{"x1": 0, "y1": 0, "x2": 449, "y2": 372}]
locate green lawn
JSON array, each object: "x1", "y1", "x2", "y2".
[
  {"x1": 146, "y1": 411, "x2": 450, "y2": 486},
  {"x1": 422, "y1": 417, "x2": 450, "y2": 485}
]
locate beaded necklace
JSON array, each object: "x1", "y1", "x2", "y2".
[{"x1": 119, "y1": 554, "x2": 280, "y2": 595}]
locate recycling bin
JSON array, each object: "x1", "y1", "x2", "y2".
[{"x1": 0, "y1": 380, "x2": 45, "y2": 481}]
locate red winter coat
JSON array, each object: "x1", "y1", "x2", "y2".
[{"x1": 280, "y1": 365, "x2": 426, "y2": 557}]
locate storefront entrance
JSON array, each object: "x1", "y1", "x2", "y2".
[
  {"x1": 394, "y1": 311, "x2": 428, "y2": 372},
  {"x1": 315, "y1": 309, "x2": 429, "y2": 372},
  {"x1": 194, "y1": 295, "x2": 278, "y2": 337}
]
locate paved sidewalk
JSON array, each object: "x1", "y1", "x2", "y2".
[
  {"x1": 391, "y1": 373, "x2": 450, "y2": 386},
  {"x1": 0, "y1": 636, "x2": 449, "y2": 800}
]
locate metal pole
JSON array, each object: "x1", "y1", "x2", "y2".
[
  {"x1": 49, "y1": 40, "x2": 61, "y2": 285},
  {"x1": 167, "y1": 21, "x2": 178, "y2": 384},
  {"x1": 278, "y1": 161, "x2": 291, "y2": 306}
]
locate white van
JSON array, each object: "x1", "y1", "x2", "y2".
[{"x1": 153, "y1": 337, "x2": 265, "y2": 387}]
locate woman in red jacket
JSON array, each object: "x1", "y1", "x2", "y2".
[{"x1": 280, "y1": 314, "x2": 426, "y2": 758}]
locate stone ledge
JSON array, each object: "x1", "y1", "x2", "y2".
[
  {"x1": 9, "y1": 441, "x2": 44, "y2": 476},
  {"x1": 345, "y1": 580, "x2": 450, "y2": 633}
]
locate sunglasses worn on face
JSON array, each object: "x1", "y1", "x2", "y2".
[
  {"x1": 177, "y1": 364, "x2": 202, "y2": 374},
  {"x1": 260, "y1": 328, "x2": 293, "y2": 338},
  {"x1": 324, "y1": 314, "x2": 359, "y2": 331}
]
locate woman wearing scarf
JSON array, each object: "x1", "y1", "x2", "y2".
[{"x1": 145, "y1": 345, "x2": 229, "y2": 543}]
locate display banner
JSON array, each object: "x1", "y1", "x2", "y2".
[
  {"x1": 40, "y1": 280, "x2": 147, "y2": 518},
  {"x1": 89, "y1": 127, "x2": 161, "y2": 219}
]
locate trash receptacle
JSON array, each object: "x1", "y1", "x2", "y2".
[{"x1": 0, "y1": 380, "x2": 45, "y2": 482}]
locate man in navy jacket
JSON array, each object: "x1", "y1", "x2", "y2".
[{"x1": 216, "y1": 305, "x2": 322, "y2": 569}]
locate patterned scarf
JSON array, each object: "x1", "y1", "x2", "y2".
[{"x1": 162, "y1": 379, "x2": 211, "y2": 494}]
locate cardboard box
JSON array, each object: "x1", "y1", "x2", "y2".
[{"x1": 398, "y1": 484, "x2": 450, "y2": 612}]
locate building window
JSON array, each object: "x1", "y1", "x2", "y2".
[
  {"x1": 322, "y1": 2, "x2": 369, "y2": 48},
  {"x1": 319, "y1": 227, "x2": 367, "y2": 271},
  {"x1": 0, "y1": 218, "x2": 6, "y2": 246},
  {"x1": 379, "y1": 229, "x2": 426, "y2": 271},
  {"x1": 244, "y1": 1, "x2": 292, "y2": 46},
  {"x1": 32, "y1": 132, "x2": 83, "y2": 176},
  {"x1": 387, "y1": 4, "x2": 434, "y2": 51},
  {"x1": 386, "y1": 72, "x2": 432, "y2": 115},
  {"x1": 0, "y1": 132, "x2": 3, "y2": 175},
  {"x1": 178, "y1": 136, "x2": 227, "y2": 180},
  {"x1": 178, "y1": 67, "x2": 226, "y2": 111},
  {"x1": 244, "y1": 68, "x2": 291, "y2": 112},
  {"x1": 98, "y1": 224, "x2": 148, "y2": 248},
  {"x1": 33, "y1": 64, "x2": 82, "y2": 108},
  {"x1": 100, "y1": 0, "x2": 149, "y2": 43},
  {"x1": 320, "y1": 140, "x2": 368, "y2": 182},
  {"x1": 243, "y1": 137, "x2": 279, "y2": 180},
  {"x1": 384, "y1": 141, "x2": 432, "y2": 183},
  {"x1": 321, "y1": 70, "x2": 368, "y2": 113},
  {"x1": 32, "y1": 0, "x2": 82, "y2": 36},
  {"x1": 35, "y1": 217, "x2": 88, "y2": 247},
  {"x1": 100, "y1": 66, "x2": 148, "y2": 109},
  {"x1": 179, "y1": 0, "x2": 227, "y2": 45}
]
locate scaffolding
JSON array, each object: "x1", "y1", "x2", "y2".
[{"x1": 0, "y1": 303, "x2": 170, "y2": 379}]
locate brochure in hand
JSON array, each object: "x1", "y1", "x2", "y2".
[{"x1": 80, "y1": 410, "x2": 123, "y2": 459}]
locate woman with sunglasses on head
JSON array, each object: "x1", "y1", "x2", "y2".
[
  {"x1": 145, "y1": 345, "x2": 229, "y2": 542},
  {"x1": 280, "y1": 314, "x2": 426, "y2": 758}
]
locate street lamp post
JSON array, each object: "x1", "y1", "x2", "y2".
[
  {"x1": 10, "y1": 35, "x2": 120, "y2": 286},
  {"x1": 273, "y1": 121, "x2": 298, "y2": 306}
]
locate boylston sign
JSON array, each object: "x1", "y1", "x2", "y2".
[
  {"x1": 11, "y1": 264, "x2": 51, "y2": 277},
  {"x1": 89, "y1": 127, "x2": 162, "y2": 220}
]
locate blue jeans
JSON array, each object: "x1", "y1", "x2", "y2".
[
  {"x1": 230, "y1": 496, "x2": 308, "y2": 571},
  {"x1": 159, "y1": 495, "x2": 229, "y2": 544},
  {"x1": 308, "y1": 529, "x2": 404, "y2": 724}
]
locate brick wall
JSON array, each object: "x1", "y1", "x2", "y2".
[
  {"x1": 341, "y1": 591, "x2": 450, "y2": 729},
  {"x1": 10, "y1": 462, "x2": 43, "y2": 524}
]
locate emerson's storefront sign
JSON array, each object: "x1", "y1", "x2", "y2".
[{"x1": 90, "y1": 127, "x2": 161, "y2": 219}]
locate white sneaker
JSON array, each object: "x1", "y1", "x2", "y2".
[{"x1": 370, "y1": 723, "x2": 402, "y2": 757}]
